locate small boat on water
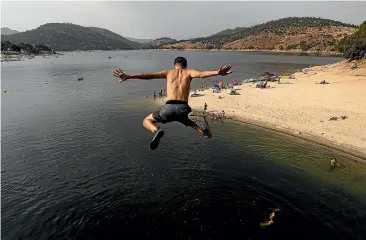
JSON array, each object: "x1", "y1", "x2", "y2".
[{"x1": 77, "y1": 77, "x2": 84, "y2": 81}]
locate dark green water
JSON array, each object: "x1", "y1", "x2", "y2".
[{"x1": 2, "y1": 50, "x2": 366, "y2": 240}]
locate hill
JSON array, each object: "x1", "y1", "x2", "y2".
[
  {"x1": 160, "y1": 17, "x2": 358, "y2": 53},
  {"x1": 87, "y1": 27, "x2": 142, "y2": 49},
  {"x1": 148, "y1": 37, "x2": 178, "y2": 48},
  {"x1": 126, "y1": 37, "x2": 152, "y2": 44},
  {"x1": 1, "y1": 27, "x2": 20, "y2": 35},
  {"x1": 1, "y1": 23, "x2": 141, "y2": 51}
]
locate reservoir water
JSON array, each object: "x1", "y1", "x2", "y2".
[{"x1": 2, "y1": 50, "x2": 366, "y2": 239}]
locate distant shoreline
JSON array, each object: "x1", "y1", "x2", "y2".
[
  {"x1": 154, "y1": 48, "x2": 343, "y2": 57},
  {"x1": 1, "y1": 51, "x2": 60, "y2": 62},
  {"x1": 2, "y1": 48, "x2": 342, "y2": 58}
]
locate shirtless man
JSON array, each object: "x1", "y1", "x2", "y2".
[{"x1": 113, "y1": 56, "x2": 232, "y2": 150}]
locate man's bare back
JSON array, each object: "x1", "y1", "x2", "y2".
[
  {"x1": 165, "y1": 69, "x2": 192, "y2": 102},
  {"x1": 113, "y1": 56, "x2": 232, "y2": 150}
]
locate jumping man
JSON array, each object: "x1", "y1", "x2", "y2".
[{"x1": 113, "y1": 57, "x2": 232, "y2": 150}]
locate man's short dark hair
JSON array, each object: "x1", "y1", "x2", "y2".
[
  {"x1": 271, "y1": 208, "x2": 282, "y2": 222},
  {"x1": 174, "y1": 56, "x2": 187, "y2": 68}
]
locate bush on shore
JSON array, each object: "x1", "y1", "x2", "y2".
[
  {"x1": 338, "y1": 20, "x2": 366, "y2": 60},
  {"x1": 1, "y1": 41, "x2": 53, "y2": 54}
]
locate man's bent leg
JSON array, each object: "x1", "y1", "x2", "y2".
[
  {"x1": 187, "y1": 113, "x2": 212, "y2": 138},
  {"x1": 143, "y1": 114, "x2": 158, "y2": 133},
  {"x1": 143, "y1": 113, "x2": 165, "y2": 150},
  {"x1": 191, "y1": 125, "x2": 212, "y2": 138}
]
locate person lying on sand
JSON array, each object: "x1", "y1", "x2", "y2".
[
  {"x1": 316, "y1": 80, "x2": 329, "y2": 85},
  {"x1": 113, "y1": 56, "x2": 232, "y2": 150}
]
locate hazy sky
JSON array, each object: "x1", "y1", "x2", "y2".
[{"x1": 1, "y1": 1, "x2": 365, "y2": 40}]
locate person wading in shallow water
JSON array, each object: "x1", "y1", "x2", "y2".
[{"x1": 113, "y1": 56, "x2": 232, "y2": 150}]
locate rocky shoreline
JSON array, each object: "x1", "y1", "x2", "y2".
[
  {"x1": 155, "y1": 48, "x2": 343, "y2": 57},
  {"x1": 1, "y1": 52, "x2": 61, "y2": 62}
]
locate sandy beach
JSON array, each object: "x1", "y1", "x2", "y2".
[
  {"x1": 188, "y1": 60, "x2": 366, "y2": 158},
  {"x1": 158, "y1": 48, "x2": 343, "y2": 57}
]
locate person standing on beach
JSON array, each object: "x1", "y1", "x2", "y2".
[
  {"x1": 204, "y1": 102, "x2": 208, "y2": 114},
  {"x1": 113, "y1": 56, "x2": 232, "y2": 150}
]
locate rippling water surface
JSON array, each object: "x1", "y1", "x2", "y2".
[{"x1": 2, "y1": 50, "x2": 366, "y2": 240}]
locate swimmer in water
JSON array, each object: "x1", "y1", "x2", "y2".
[
  {"x1": 260, "y1": 208, "x2": 281, "y2": 229},
  {"x1": 113, "y1": 56, "x2": 232, "y2": 150}
]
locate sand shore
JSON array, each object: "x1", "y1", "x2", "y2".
[
  {"x1": 188, "y1": 60, "x2": 366, "y2": 159},
  {"x1": 156, "y1": 48, "x2": 342, "y2": 57}
]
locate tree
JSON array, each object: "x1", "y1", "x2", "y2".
[
  {"x1": 343, "y1": 36, "x2": 366, "y2": 60},
  {"x1": 24, "y1": 43, "x2": 34, "y2": 51},
  {"x1": 18, "y1": 42, "x2": 26, "y2": 50},
  {"x1": 354, "y1": 20, "x2": 366, "y2": 38},
  {"x1": 30, "y1": 48, "x2": 40, "y2": 54},
  {"x1": 300, "y1": 41, "x2": 310, "y2": 51},
  {"x1": 339, "y1": 20, "x2": 366, "y2": 59},
  {"x1": 35, "y1": 44, "x2": 51, "y2": 52},
  {"x1": 286, "y1": 44, "x2": 298, "y2": 50},
  {"x1": 11, "y1": 44, "x2": 21, "y2": 52},
  {"x1": 1, "y1": 41, "x2": 13, "y2": 51},
  {"x1": 206, "y1": 44, "x2": 214, "y2": 49}
]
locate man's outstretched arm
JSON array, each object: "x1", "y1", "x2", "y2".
[
  {"x1": 189, "y1": 64, "x2": 232, "y2": 79},
  {"x1": 189, "y1": 70, "x2": 220, "y2": 79},
  {"x1": 113, "y1": 69, "x2": 168, "y2": 82}
]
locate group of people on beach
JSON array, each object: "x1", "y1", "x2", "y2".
[
  {"x1": 200, "y1": 81, "x2": 209, "y2": 90},
  {"x1": 203, "y1": 102, "x2": 226, "y2": 119}
]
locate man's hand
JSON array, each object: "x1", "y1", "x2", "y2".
[
  {"x1": 218, "y1": 64, "x2": 232, "y2": 76},
  {"x1": 113, "y1": 68, "x2": 129, "y2": 83}
]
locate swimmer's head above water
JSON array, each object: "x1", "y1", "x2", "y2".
[
  {"x1": 270, "y1": 208, "x2": 281, "y2": 222},
  {"x1": 174, "y1": 56, "x2": 187, "y2": 69}
]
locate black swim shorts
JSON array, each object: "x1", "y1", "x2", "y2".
[
  {"x1": 152, "y1": 100, "x2": 195, "y2": 126},
  {"x1": 152, "y1": 100, "x2": 210, "y2": 134}
]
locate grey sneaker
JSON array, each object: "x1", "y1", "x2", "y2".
[{"x1": 188, "y1": 112, "x2": 211, "y2": 137}]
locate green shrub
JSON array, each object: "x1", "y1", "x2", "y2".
[
  {"x1": 286, "y1": 44, "x2": 298, "y2": 50},
  {"x1": 300, "y1": 41, "x2": 310, "y2": 51},
  {"x1": 339, "y1": 20, "x2": 366, "y2": 59}
]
